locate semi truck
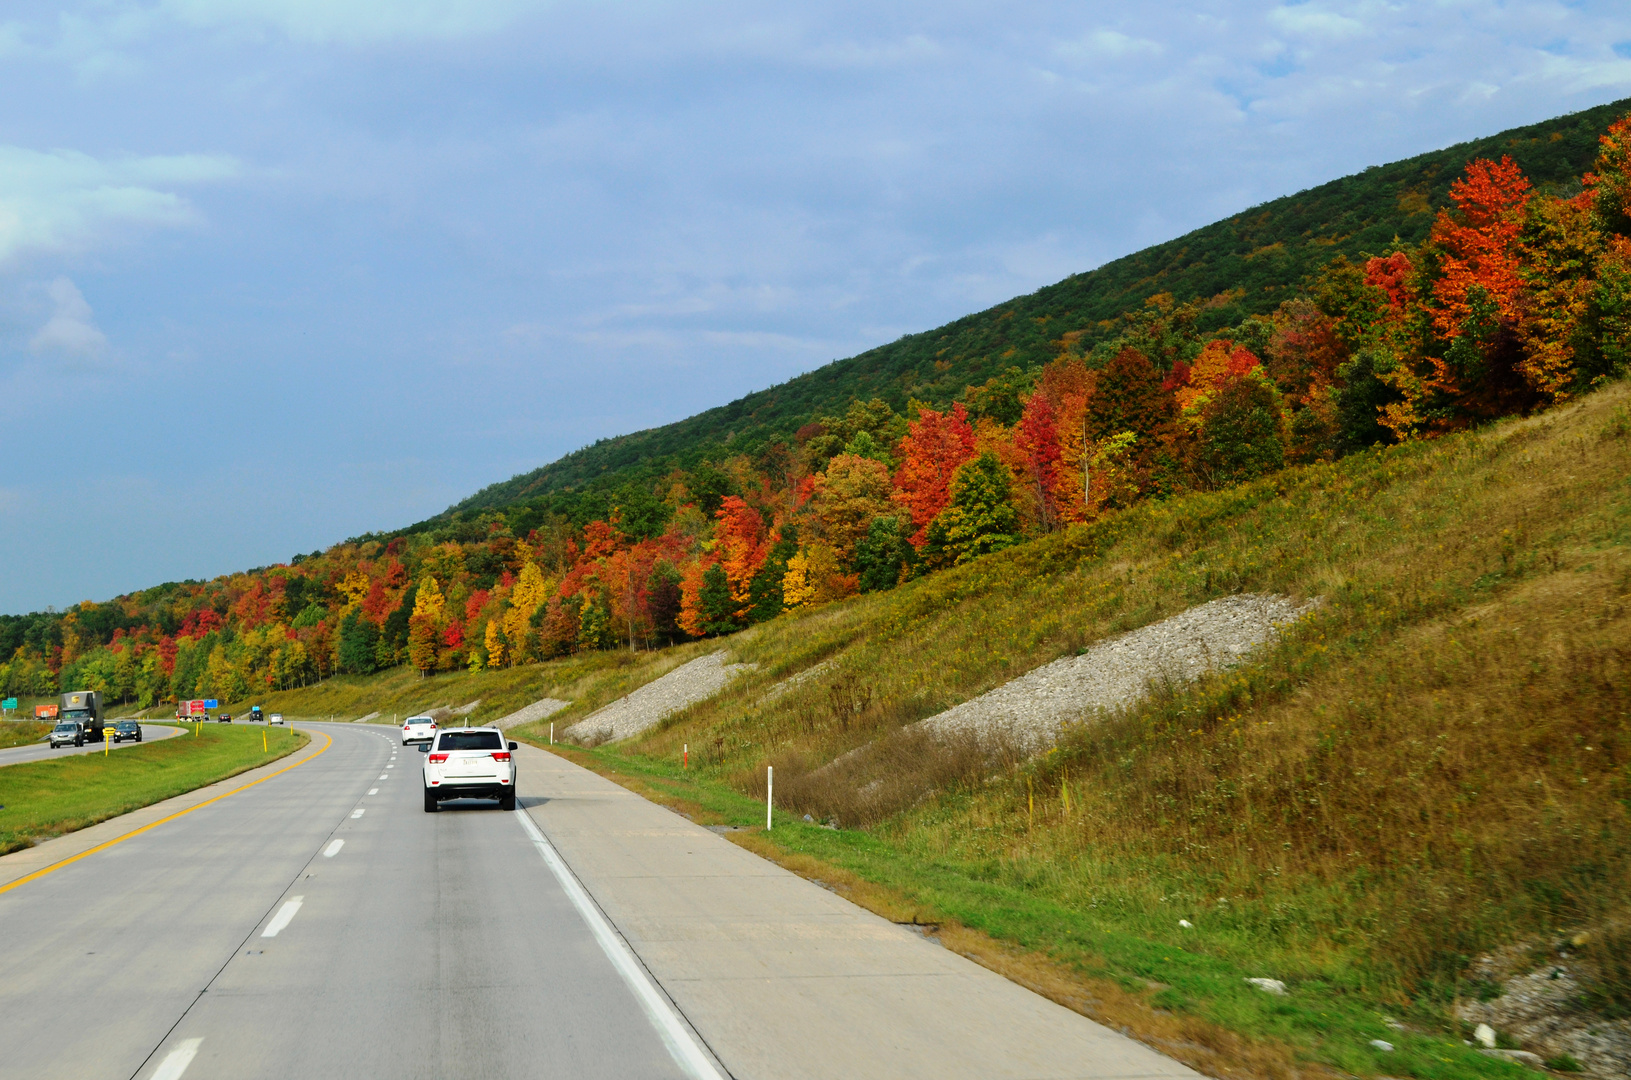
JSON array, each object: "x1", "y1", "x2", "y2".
[{"x1": 59, "y1": 690, "x2": 104, "y2": 743}]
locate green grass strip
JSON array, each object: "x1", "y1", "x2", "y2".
[{"x1": 0, "y1": 725, "x2": 308, "y2": 855}]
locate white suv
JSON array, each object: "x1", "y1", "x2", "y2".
[
  {"x1": 422, "y1": 727, "x2": 517, "y2": 812},
  {"x1": 401, "y1": 715, "x2": 437, "y2": 746}
]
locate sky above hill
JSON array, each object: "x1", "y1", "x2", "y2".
[{"x1": 3, "y1": 1, "x2": 1630, "y2": 613}]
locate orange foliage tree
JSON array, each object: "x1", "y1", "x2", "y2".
[{"x1": 892, "y1": 403, "x2": 976, "y2": 546}]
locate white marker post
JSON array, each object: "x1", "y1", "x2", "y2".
[
  {"x1": 766, "y1": 766, "x2": 773, "y2": 831},
  {"x1": 550, "y1": 722, "x2": 554, "y2": 745}
]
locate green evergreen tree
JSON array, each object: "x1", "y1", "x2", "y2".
[
  {"x1": 854, "y1": 515, "x2": 915, "y2": 592},
  {"x1": 337, "y1": 609, "x2": 379, "y2": 675},
  {"x1": 576, "y1": 592, "x2": 617, "y2": 651},
  {"x1": 381, "y1": 583, "x2": 416, "y2": 656},
  {"x1": 747, "y1": 527, "x2": 799, "y2": 622},
  {"x1": 1197, "y1": 371, "x2": 1287, "y2": 487},
  {"x1": 698, "y1": 564, "x2": 742, "y2": 636},
  {"x1": 937, "y1": 451, "x2": 1021, "y2": 565}
]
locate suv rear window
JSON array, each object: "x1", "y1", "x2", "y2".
[{"x1": 437, "y1": 731, "x2": 502, "y2": 751}]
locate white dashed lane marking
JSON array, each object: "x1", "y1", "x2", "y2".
[
  {"x1": 261, "y1": 897, "x2": 304, "y2": 938},
  {"x1": 323, "y1": 839, "x2": 344, "y2": 858},
  {"x1": 149, "y1": 1037, "x2": 203, "y2": 1080},
  {"x1": 351, "y1": 808, "x2": 365, "y2": 819},
  {"x1": 368, "y1": 788, "x2": 379, "y2": 795}
]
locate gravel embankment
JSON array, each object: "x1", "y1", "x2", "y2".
[
  {"x1": 565, "y1": 652, "x2": 754, "y2": 744},
  {"x1": 926, "y1": 593, "x2": 1320, "y2": 751},
  {"x1": 491, "y1": 698, "x2": 571, "y2": 730}
]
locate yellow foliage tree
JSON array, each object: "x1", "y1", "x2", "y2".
[
  {"x1": 502, "y1": 562, "x2": 552, "y2": 659},
  {"x1": 781, "y1": 550, "x2": 815, "y2": 610},
  {"x1": 484, "y1": 620, "x2": 507, "y2": 669},
  {"x1": 338, "y1": 570, "x2": 372, "y2": 609},
  {"x1": 411, "y1": 575, "x2": 446, "y2": 623}
]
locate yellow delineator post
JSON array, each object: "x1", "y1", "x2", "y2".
[
  {"x1": 263, "y1": 729, "x2": 268, "y2": 753},
  {"x1": 104, "y1": 725, "x2": 110, "y2": 756}
]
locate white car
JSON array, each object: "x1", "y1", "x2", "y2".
[
  {"x1": 401, "y1": 715, "x2": 437, "y2": 746},
  {"x1": 269, "y1": 713, "x2": 286, "y2": 725},
  {"x1": 422, "y1": 727, "x2": 517, "y2": 812}
]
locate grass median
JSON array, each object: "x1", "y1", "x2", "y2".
[
  {"x1": 0, "y1": 724, "x2": 308, "y2": 855},
  {"x1": 0, "y1": 722, "x2": 51, "y2": 750}
]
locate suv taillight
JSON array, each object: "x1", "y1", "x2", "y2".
[
  {"x1": 428, "y1": 752, "x2": 449, "y2": 763},
  {"x1": 491, "y1": 751, "x2": 510, "y2": 762}
]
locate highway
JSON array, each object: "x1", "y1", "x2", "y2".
[
  {"x1": 0, "y1": 722, "x2": 183, "y2": 768},
  {"x1": 0, "y1": 720, "x2": 1200, "y2": 1080},
  {"x1": 0, "y1": 722, "x2": 710, "y2": 1080}
]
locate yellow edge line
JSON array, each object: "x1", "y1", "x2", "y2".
[{"x1": 0, "y1": 728, "x2": 334, "y2": 897}]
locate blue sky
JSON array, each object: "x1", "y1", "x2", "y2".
[{"x1": 3, "y1": 0, "x2": 1630, "y2": 614}]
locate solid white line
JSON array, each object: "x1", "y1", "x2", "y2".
[
  {"x1": 323, "y1": 839, "x2": 344, "y2": 858},
  {"x1": 261, "y1": 897, "x2": 304, "y2": 938},
  {"x1": 149, "y1": 1037, "x2": 203, "y2": 1080},
  {"x1": 368, "y1": 788, "x2": 379, "y2": 795},
  {"x1": 514, "y1": 809, "x2": 726, "y2": 1080},
  {"x1": 351, "y1": 808, "x2": 365, "y2": 819}
]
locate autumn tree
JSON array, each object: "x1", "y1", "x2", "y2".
[
  {"x1": 1582, "y1": 115, "x2": 1631, "y2": 380},
  {"x1": 484, "y1": 619, "x2": 507, "y2": 669},
  {"x1": 1014, "y1": 391, "x2": 1061, "y2": 531},
  {"x1": 715, "y1": 496, "x2": 769, "y2": 617},
  {"x1": 407, "y1": 575, "x2": 445, "y2": 675},
  {"x1": 1378, "y1": 155, "x2": 1541, "y2": 433},
  {"x1": 502, "y1": 562, "x2": 552, "y2": 663},
  {"x1": 812, "y1": 455, "x2": 892, "y2": 564},
  {"x1": 893, "y1": 403, "x2": 977, "y2": 546}
]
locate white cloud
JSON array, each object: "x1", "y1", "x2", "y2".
[
  {"x1": 0, "y1": 146, "x2": 237, "y2": 266},
  {"x1": 30, "y1": 277, "x2": 109, "y2": 364},
  {"x1": 1267, "y1": 5, "x2": 1366, "y2": 41},
  {"x1": 1056, "y1": 28, "x2": 1163, "y2": 61},
  {"x1": 159, "y1": 0, "x2": 551, "y2": 43}
]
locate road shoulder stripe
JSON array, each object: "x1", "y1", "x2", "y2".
[{"x1": 515, "y1": 807, "x2": 727, "y2": 1080}]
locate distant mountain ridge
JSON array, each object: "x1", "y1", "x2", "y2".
[{"x1": 443, "y1": 97, "x2": 1629, "y2": 514}]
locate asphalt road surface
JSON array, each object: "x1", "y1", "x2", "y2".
[
  {"x1": 0, "y1": 722, "x2": 183, "y2": 768},
  {"x1": 0, "y1": 722, "x2": 712, "y2": 1080}
]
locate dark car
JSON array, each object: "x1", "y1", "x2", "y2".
[
  {"x1": 111, "y1": 720, "x2": 143, "y2": 743},
  {"x1": 217, "y1": 713, "x2": 232, "y2": 723}
]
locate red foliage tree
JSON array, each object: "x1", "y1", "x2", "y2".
[
  {"x1": 1364, "y1": 252, "x2": 1414, "y2": 312},
  {"x1": 715, "y1": 496, "x2": 769, "y2": 613},
  {"x1": 1014, "y1": 391, "x2": 1061, "y2": 529},
  {"x1": 892, "y1": 403, "x2": 977, "y2": 546},
  {"x1": 1431, "y1": 155, "x2": 1531, "y2": 340}
]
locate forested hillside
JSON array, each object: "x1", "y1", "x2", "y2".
[
  {"x1": 5, "y1": 99, "x2": 1631, "y2": 712},
  {"x1": 452, "y1": 96, "x2": 1630, "y2": 511}
]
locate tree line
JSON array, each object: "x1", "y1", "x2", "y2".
[{"x1": 4, "y1": 114, "x2": 1628, "y2": 706}]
